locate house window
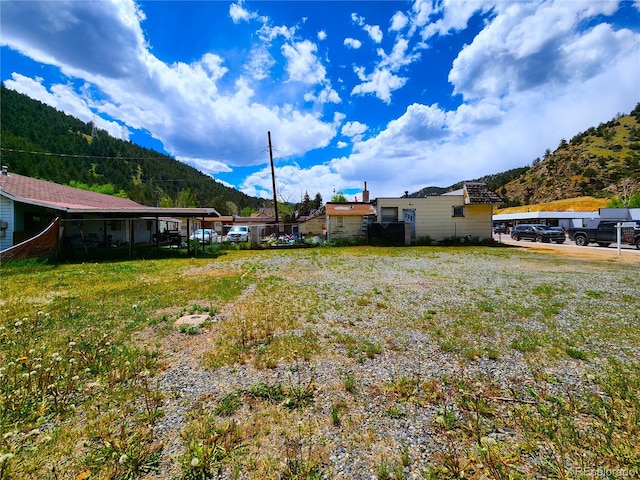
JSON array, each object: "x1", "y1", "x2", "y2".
[
  {"x1": 336, "y1": 216, "x2": 344, "y2": 227},
  {"x1": 381, "y1": 207, "x2": 398, "y2": 222},
  {"x1": 452, "y1": 206, "x2": 465, "y2": 217}
]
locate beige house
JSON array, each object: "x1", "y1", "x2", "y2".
[
  {"x1": 375, "y1": 183, "x2": 503, "y2": 243},
  {"x1": 325, "y1": 202, "x2": 377, "y2": 242},
  {"x1": 298, "y1": 210, "x2": 326, "y2": 238}
]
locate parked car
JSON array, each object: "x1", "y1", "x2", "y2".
[
  {"x1": 189, "y1": 228, "x2": 217, "y2": 244},
  {"x1": 511, "y1": 224, "x2": 565, "y2": 243},
  {"x1": 227, "y1": 225, "x2": 250, "y2": 242},
  {"x1": 568, "y1": 220, "x2": 640, "y2": 248},
  {"x1": 493, "y1": 223, "x2": 509, "y2": 234}
]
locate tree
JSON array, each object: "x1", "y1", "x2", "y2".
[
  {"x1": 297, "y1": 191, "x2": 315, "y2": 217},
  {"x1": 331, "y1": 191, "x2": 347, "y2": 202},
  {"x1": 616, "y1": 178, "x2": 640, "y2": 206},
  {"x1": 313, "y1": 192, "x2": 323, "y2": 209},
  {"x1": 225, "y1": 201, "x2": 238, "y2": 216},
  {"x1": 158, "y1": 192, "x2": 173, "y2": 207},
  {"x1": 211, "y1": 196, "x2": 228, "y2": 215},
  {"x1": 240, "y1": 206, "x2": 254, "y2": 217},
  {"x1": 176, "y1": 188, "x2": 198, "y2": 207}
]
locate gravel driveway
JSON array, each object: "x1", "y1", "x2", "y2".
[{"x1": 146, "y1": 245, "x2": 640, "y2": 479}]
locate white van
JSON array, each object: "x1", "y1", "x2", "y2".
[{"x1": 227, "y1": 225, "x2": 250, "y2": 242}]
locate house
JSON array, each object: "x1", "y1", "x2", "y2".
[
  {"x1": 0, "y1": 168, "x2": 219, "y2": 261},
  {"x1": 374, "y1": 183, "x2": 503, "y2": 244},
  {"x1": 325, "y1": 202, "x2": 377, "y2": 242},
  {"x1": 298, "y1": 208, "x2": 326, "y2": 239}
]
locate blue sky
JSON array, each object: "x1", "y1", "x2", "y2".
[{"x1": 1, "y1": 1, "x2": 639, "y2": 204}]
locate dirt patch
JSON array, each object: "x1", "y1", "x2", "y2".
[{"x1": 497, "y1": 236, "x2": 640, "y2": 265}]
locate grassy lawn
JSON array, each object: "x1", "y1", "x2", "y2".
[{"x1": 0, "y1": 246, "x2": 638, "y2": 479}]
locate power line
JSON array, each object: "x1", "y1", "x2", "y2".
[
  {"x1": 0, "y1": 147, "x2": 169, "y2": 161},
  {"x1": 0, "y1": 146, "x2": 269, "y2": 164}
]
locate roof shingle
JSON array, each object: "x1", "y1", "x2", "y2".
[{"x1": 0, "y1": 172, "x2": 144, "y2": 210}]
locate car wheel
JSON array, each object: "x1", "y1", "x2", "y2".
[
  {"x1": 535, "y1": 235, "x2": 543, "y2": 243},
  {"x1": 513, "y1": 235, "x2": 520, "y2": 241},
  {"x1": 575, "y1": 235, "x2": 588, "y2": 247},
  {"x1": 636, "y1": 238, "x2": 640, "y2": 249}
]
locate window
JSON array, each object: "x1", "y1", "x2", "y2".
[
  {"x1": 381, "y1": 207, "x2": 398, "y2": 223},
  {"x1": 336, "y1": 216, "x2": 344, "y2": 227},
  {"x1": 452, "y1": 206, "x2": 465, "y2": 217}
]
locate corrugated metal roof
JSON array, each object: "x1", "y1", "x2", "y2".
[{"x1": 326, "y1": 202, "x2": 376, "y2": 216}]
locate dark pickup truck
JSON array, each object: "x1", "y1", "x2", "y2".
[{"x1": 567, "y1": 221, "x2": 640, "y2": 249}]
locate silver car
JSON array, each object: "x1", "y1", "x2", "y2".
[{"x1": 189, "y1": 228, "x2": 217, "y2": 244}]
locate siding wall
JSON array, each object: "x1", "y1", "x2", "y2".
[
  {"x1": 376, "y1": 197, "x2": 493, "y2": 241},
  {"x1": 327, "y1": 215, "x2": 364, "y2": 241},
  {"x1": 299, "y1": 216, "x2": 325, "y2": 237},
  {"x1": 0, "y1": 196, "x2": 15, "y2": 251}
]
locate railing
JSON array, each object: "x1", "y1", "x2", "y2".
[{"x1": 0, "y1": 217, "x2": 60, "y2": 264}]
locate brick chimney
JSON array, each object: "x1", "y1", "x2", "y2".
[{"x1": 362, "y1": 181, "x2": 369, "y2": 203}]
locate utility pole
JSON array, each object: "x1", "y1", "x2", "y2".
[{"x1": 268, "y1": 131, "x2": 280, "y2": 234}]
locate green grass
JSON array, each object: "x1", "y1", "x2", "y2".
[{"x1": 1, "y1": 246, "x2": 639, "y2": 479}]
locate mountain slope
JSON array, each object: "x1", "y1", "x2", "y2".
[
  {"x1": 412, "y1": 105, "x2": 640, "y2": 206},
  {"x1": 0, "y1": 85, "x2": 263, "y2": 214},
  {"x1": 501, "y1": 106, "x2": 640, "y2": 205}
]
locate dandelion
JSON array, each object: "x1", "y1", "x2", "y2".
[
  {"x1": 14, "y1": 321, "x2": 22, "y2": 327},
  {"x1": 190, "y1": 457, "x2": 200, "y2": 467},
  {"x1": 480, "y1": 436, "x2": 497, "y2": 447},
  {"x1": 119, "y1": 453, "x2": 128, "y2": 464},
  {"x1": 68, "y1": 341, "x2": 77, "y2": 347},
  {"x1": 22, "y1": 372, "x2": 30, "y2": 378},
  {"x1": 29, "y1": 349, "x2": 35, "y2": 355}
]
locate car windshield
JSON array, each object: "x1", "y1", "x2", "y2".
[{"x1": 230, "y1": 227, "x2": 246, "y2": 232}]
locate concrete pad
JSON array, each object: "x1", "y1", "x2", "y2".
[{"x1": 175, "y1": 314, "x2": 211, "y2": 327}]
